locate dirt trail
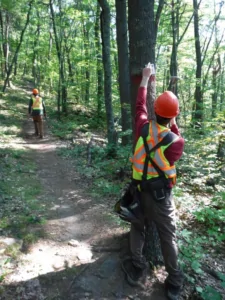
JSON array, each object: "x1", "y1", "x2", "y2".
[{"x1": 1, "y1": 118, "x2": 167, "y2": 300}]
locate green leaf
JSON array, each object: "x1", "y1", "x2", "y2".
[
  {"x1": 191, "y1": 260, "x2": 203, "y2": 274},
  {"x1": 196, "y1": 286, "x2": 203, "y2": 293},
  {"x1": 180, "y1": 229, "x2": 192, "y2": 239},
  {"x1": 217, "y1": 272, "x2": 225, "y2": 282},
  {"x1": 202, "y1": 286, "x2": 222, "y2": 300}
]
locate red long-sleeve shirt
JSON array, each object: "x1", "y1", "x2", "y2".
[{"x1": 135, "y1": 87, "x2": 184, "y2": 166}]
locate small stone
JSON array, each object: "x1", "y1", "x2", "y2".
[
  {"x1": 68, "y1": 239, "x2": 80, "y2": 247},
  {"x1": 77, "y1": 248, "x2": 92, "y2": 262}
]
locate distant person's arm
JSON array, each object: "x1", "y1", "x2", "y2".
[{"x1": 42, "y1": 99, "x2": 46, "y2": 116}]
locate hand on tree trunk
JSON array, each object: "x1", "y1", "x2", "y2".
[{"x1": 140, "y1": 63, "x2": 153, "y2": 88}]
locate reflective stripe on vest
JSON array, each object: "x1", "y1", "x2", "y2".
[
  {"x1": 132, "y1": 120, "x2": 179, "y2": 184},
  {"x1": 32, "y1": 96, "x2": 43, "y2": 110}
]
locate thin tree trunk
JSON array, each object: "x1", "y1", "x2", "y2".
[
  {"x1": 83, "y1": 23, "x2": 90, "y2": 104},
  {"x1": 65, "y1": 45, "x2": 74, "y2": 82},
  {"x1": 98, "y1": 0, "x2": 117, "y2": 149},
  {"x1": 49, "y1": 0, "x2": 61, "y2": 117},
  {"x1": 168, "y1": 0, "x2": 198, "y2": 95},
  {"x1": 49, "y1": 0, "x2": 68, "y2": 116},
  {"x1": 220, "y1": 54, "x2": 225, "y2": 111},
  {"x1": 2, "y1": 1, "x2": 33, "y2": 92},
  {"x1": 192, "y1": 0, "x2": 224, "y2": 126},
  {"x1": 94, "y1": 3, "x2": 104, "y2": 119},
  {"x1": 48, "y1": 26, "x2": 53, "y2": 90},
  {"x1": 168, "y1": 0, "x2": 178, "y2": 94},
  {"x1": 115, "y1": 0, "x2": 131, "y2": 146},
  {"x1": 211, "y1": 57, "x2": 221, "y2": 118},
  {"x1": 0, "y1": 11, "x2": 10, "y2": 77},
  {"x1": 33, "y1": 16, "x2": 41, "y2": 86},
  {"x1": 192, "y1": 0, "x2": 203, "y2": 124}
]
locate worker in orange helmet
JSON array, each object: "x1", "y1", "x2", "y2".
[
  {"x1": 28, "y1": 89, "x2": 46, "y2": 138},
  {"x1": 121, "y1": 63, "x2": 185, "y2": 300}
]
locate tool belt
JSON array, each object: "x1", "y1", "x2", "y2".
[{"x1": 140, "y1": 176, "x2": 171, "y2": 201}]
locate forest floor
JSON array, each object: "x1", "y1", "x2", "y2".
[
  {"x1": 0, "y1": 85, "x2": 224, "y2": 300},
  {"x1": 0, "y1": 107, "x2": 170, "y2": 300}
]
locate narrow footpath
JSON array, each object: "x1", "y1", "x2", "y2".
[{"x1": 1, "y1": 117, "x2": 168, "y2": 300}]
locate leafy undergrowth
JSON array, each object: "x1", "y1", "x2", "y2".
[
  {"x1": 1, "y1": 85, "x2": 225, "y2": 299},
  {"x1": 53, "y1": 115, "x2": 225, "y2": 299},
  {"x1": 173, "y1": 124, "x2": 225, "y2": 299},
  {"x1": 0, "y1": 89, "x2": 45, "y2": 282}
]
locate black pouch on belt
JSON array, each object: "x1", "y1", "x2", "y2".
[
  {"x1": 140, "y1": 177, "x2": 169, "y2": 201},
  {"x1": 141, "y1": 128, "x2": 174, "y2": 201}
]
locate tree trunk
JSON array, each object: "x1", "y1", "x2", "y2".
[
  {"x1": 2, "y1": 1, "x2": 33, "y2": 92},
  {"x1": 66, "y1": 45, "x2": 74, "y2": 83},
  {"x1": 168, "y1": 0, "x2": 178, "y2": 94},
  {"x1": 128, "y1": 0, "x2": 160, "y2": 138},
  {"x1": 0, "y1": 11, "x2": 10, "y2": 78},
  {"x1": 211, "y1": 8, "x2": 221, "y2": 119},
  {"x1": 48, "y1": 27, "x2": 53, "y2": 91},
  {"x1": 98, "y1": 0, "x2": 117, "y2": 149},
  {"x1": 128, "y1": 0, "x2": 165, "y2": 267},
  {"x1": 33, "y1": 18, "x2": 41, "y2": 86},
  {"x1": 94, "y1": 3, "x2": 104, "y2": 120},
  {"x1": 192, "y1": 0, "x2": 203, "y2": 124},
  {"x1": 168, "y1": 0, "x2": 196, "y2": 95},
  {"x1": 83, "y1": 23, "x2": 90, "y2": 104},
  {"x1": 220, "y1": 54, "x2": 225, "y2": 111},
  {"x1": 49, "y1": 0, "x2": 67, "y2": 116},
  {"x1": 115, "y1": 0, "x2": 131, "y2": 146}
]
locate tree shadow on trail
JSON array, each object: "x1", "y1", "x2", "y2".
[{"x1": 1, "y1": 232, "x2": 168, "y2": 300}]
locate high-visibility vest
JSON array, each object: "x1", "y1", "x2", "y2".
[
  {"x1": 132, "y1": 120, "x2": 179, "y2": 184},
  {"x1": 32, "y1": 96, "x2": 43, "y2": 110}
]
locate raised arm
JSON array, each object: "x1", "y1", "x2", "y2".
[{"x1": 135, "y1": 63, "x2": 153, "y2": 141}]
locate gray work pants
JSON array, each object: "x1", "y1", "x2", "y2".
[{"x1": 130, "y1": 189, "x2": 184, "y2": 287}]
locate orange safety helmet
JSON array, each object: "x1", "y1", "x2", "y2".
[
  {"x1": 32, "y1": 88, "x2": 39, "y2": 95},
  {"x1": 154, "y1": 91, "x2": 179, "y2": 118}
]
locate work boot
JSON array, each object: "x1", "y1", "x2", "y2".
[
  {"x1": 165, "y1": 280, "x2": 182, "y2": 300},
  {"x1": 121, "y1": 258, "x2": 147, "y2": 288}
]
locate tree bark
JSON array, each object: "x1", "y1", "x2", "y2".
[
  {"x1": 115, "y1": 0, "x2": 131, "y2": 146},
  {"x1": 192, "y1": 0, "x2": 203, "y2": 124},
  {"x1": 128, "y1": 0, "x2": 160, "y2": 139},
  {"x1": 33, "y1": 16, "x2": 41, "y2": 86},
  {"x1": 83, "y1": 23, "x2": 90, "y2": 104},
  {"x1": 128, "y1": 0, "x2": 165, "y2": 267},
  {"x1": 0, "y1": 10, "x2": 10, "y2": 78},
  {"x1": 220, "y1": 54, "x2": 225, "y2": 111},
  {"x1": 98, "y1": 0, "x2": 117, "y2": 148},
  {"x1": 94, "y1": 3, "x2": 104, "y2": 120},
  {"x1": 168, "y1": 0, "x2": 178, "y2": 94},
  {"x1": 212, "y1": 57, "x2": 221, "y2": 118},
  {"x1": 49, "y1": 0, "x2": 68, "y2": 116},
  {"x1": 2, "y1": 1, "x2": 33, "y2": 92},
  {"x1": 192, "y1": 0, "x2": 224, "y2": 126},
  {"x1": 168, "y1": 0, "x2": 197, "y2": 95}
]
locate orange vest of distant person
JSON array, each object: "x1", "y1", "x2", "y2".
[{"x1": 32, "y1": 96, "x2": 43, "y2": 110}]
